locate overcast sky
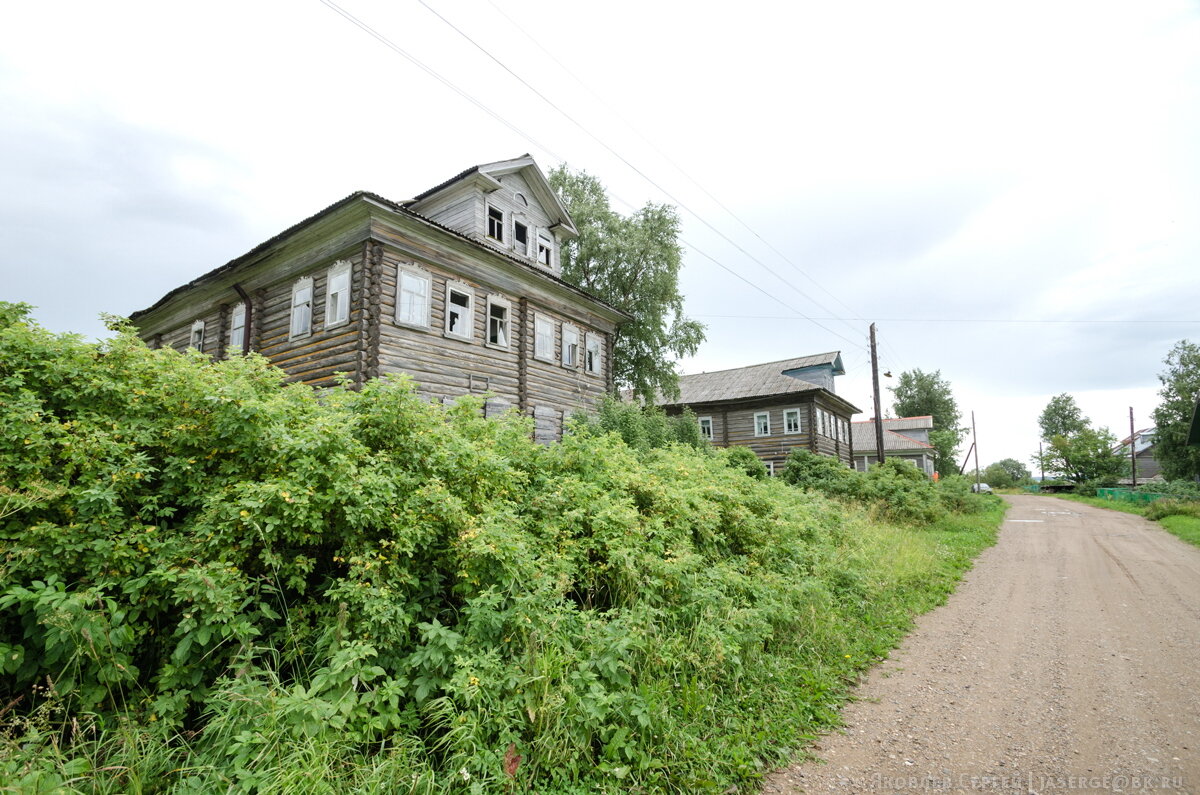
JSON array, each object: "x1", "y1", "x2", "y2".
[{"x1": 4, "y1": 0, "x2": 1198, "y2": 471}]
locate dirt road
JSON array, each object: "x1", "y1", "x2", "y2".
[{"x1": 762, "y1": 495, "x2": 1200, "y2": 794}]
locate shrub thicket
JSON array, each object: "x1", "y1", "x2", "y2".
[{"x1": 0, "y1": 304, "x2": 1001, "y2": 793}]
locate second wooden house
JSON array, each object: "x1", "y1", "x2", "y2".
[
  {"x1": 654, "y1": 353, "x2": 860, "y2": 473},
  {"x1": 130, "y1": 155, "x2": 628, "y2": 442}
]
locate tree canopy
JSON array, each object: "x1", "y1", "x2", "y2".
[
  {"x1": 1150, "y1": 339, "x2": 1200, "y2": 480},
  {"x1": 982, "y1": 458, "x2": 1032, "y2": 489},
  {"x1": 1034, "y1": 394, "x2": 1123, "y2": 485},
  {"x1": 889, "y1": 368, "x2": 964, "y2": 476},
  {"x1": 549, "y1": 166, "x2": 705, "y2": 402}
]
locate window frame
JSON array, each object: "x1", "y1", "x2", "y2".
[
  {"x1": 443, "y1": 280, "x2": 475, "y2": 341},
  {"x1": 228, "y1": 302, "x2": 246, "y2": 351},
  {"x1": 584, "y1": 332, "x2": 602, "y2": 375},
  {"x1": 513, "y1": 219, "x2": 529, "y2": 256},
  {"x1": 537, "y1": 232, "x2": 552, "y2": 268},
  {"x1": 698, "y1": 416, "x2": 714, "y2": 441},
  {"x1": 289, "y1": 276, "x2": 313, "y2": 340},
  {"x1": 486, "y1": 294, "x2": 511, "y2": 349},
  {"x1": 533, "y1": 313, "x2": 555, "y2": 361},
  {"x1": 324, "y1": 260, "x2": 352, "y2": 329},
  {"x1": 783, "y1": 407, "x2": 802, "y2": 435},
  {"x1": 561, "y1": 323, "x2": 580, "y2": 368},
  {"x1": 754, "y1": 411, "x2": 771, "y2": 437},
  {"x1": 487, "y1": 206, "x2": 504, "y2": 242},
  {"x1": 189, "y1": 319, "x2": 206, "y2": 351},
  {"x1": 395, "y1": 265, "x2": 432, "y2": 329}
]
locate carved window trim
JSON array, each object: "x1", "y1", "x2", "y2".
[
  {"x1": 290, "y1": 276, "x2": 313, "y2": 340},
  {"x1": 395, "y1": 265, "x2": 432, "y2": 329},
  {"x1": 325, "y1": 260, "x2": 352, "y2": 329}
]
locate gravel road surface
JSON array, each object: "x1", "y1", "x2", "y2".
[{"x1": 762, "y1": 495, "x2": 1200, "y2": 795}]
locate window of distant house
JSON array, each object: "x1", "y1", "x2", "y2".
[
  {"x1": 698, "y1": 416, "x2": 714, "y2": 441},
  {"x1": 189, "y1": 319, "x2": 205, "y2": 350},
  {"x1": 444, "y1": 281, "x2": 474, "y2": 340},
  {"x1": 561, "y1": 324, "x2": 579, "y2": 368},
  {"x1": 783, "y1": 408, "x2": 802, "y2": 434},
  {"x1": 396, "y1": 267, "x2": 431, "y2": 328},
  {"x1": 513, "y1": 221, "x2": 529, "y2": 255},
  {"x1": 766, "y1": 461, "x2": 775, "y2": 477},
  {"x1": 325, "y1": 260, "x2": 351, "y2": 329},
  {"x1": 290, "y1": 277, "x2": 313, "y2": 339},
  {"x1": 585, "y1": 333, "x2": 602, "y2": 375},
  {"x1": 487, "y1": 295, "x2": 510, "y2": 348},
  {"x1": 534, "y1": 314, "x2": 554, "y2": 360},
  {"x1": 754, "y1": 412, "x2": 770, "y2": 437},
  {"x1": 537, "y1": 233, "x2": 552, "y2": 267},
  {"x1": 487, "y1": 206, "x2": 504, "y2": 241},
  {"x1": 228, "y1": 302, "x2": 246, "y2": 350}
]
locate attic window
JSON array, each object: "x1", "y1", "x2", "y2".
[
  {"x1": 513, "y1": 221, "x2": 528, "y2": 255},
  {"x1": 537, "y1": 233, "x2": 552, "y2": 267},
  {"x1": 487, "y1": 206, "x2": 504, "y2": 241}
]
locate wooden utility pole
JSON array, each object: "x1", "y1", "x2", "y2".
[
  {"x1": 972, "y1": 411, "x2": 980, "y2": 489},
  {"x1": 1038, "y1": 442, "x2": 1044, "y2": 484},
  {"x1": 870, "y1": 323, "x2": 885, "y2": 466},
  {"x1": 1130, "y1": 407, "x2": 1138, "y2": 488}
]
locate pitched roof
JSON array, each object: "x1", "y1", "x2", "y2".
[
  {"x1": 130, "y1": 189, "x2": 625, "y2": 323},
  {"x1": 657, "y1": 353, "x2": 848, "y2": 406},
  {"x1": 851, "y1": 419, "x2": 935, "y2": 453},
  {"x1": 872, "y1": 416, "x2": 933, "y2": 432}
]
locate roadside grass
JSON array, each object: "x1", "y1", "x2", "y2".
[
  {"x1": 1051, "y1": 493, "x2": 1148, "y2": 516},
  {"x1": 1156, "y1": 516, "x2": 1200, "y2": 548}
]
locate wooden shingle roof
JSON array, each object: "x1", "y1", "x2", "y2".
[{"x1": 851, "y1": 419, "x2": 935, "y2": 453}]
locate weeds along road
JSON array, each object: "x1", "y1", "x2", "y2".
[{"x1": 763, "y1": 495, "x2": 1200, "y2": 795}]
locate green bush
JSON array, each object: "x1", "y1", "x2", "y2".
[
  {"x1": 1138, "y1": 480, "x2": 1200, "y2": 499},
  {"x1": 725, "y1": 446, "x2": 768, "y2": 479},
  {"x1": 1145, "y1": 498, "x2": 1200, "y2": 521},
  {"x1": 0, "y1": 304, "x2": 1002, "y2": 793},
  {"x1": 571, "y1": 396, "x2": 708, "y2": 453},
  {"x1": 780, "y1": 449, "x2": 857, "y2": 496}
]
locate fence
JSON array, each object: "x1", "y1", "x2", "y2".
[{"x1": 1097, "y1": 488, "x2": 1173, "y2": 505}]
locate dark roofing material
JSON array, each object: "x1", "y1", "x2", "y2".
[
  {"x1": 657, "y1": 353, "x2": 845, "y2": 406},
  {"x1": 851, "y1": 420, "x2": 934, "y2": 453}
]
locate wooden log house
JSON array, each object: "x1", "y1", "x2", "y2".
[
  {"x1": 655, "y1": 353, "x2": 860, "y2": 474},
  {"x1": 131, "y1": 156, "x2": 628, "y2": 442}
]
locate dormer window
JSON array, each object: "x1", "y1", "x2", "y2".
[
  {"x1": 487, "y1": 206, "x2": 504, "y2": 241},
  {"x1": 513, "y1": 221, "x2": 528, "y2": 255},
  {"x1": 537, "y1": 233, "x2": 552, "y2": 267}
]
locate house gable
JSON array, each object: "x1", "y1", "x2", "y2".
[{"x1": 405, "y1": 155, "x2": 576, "y2": 275}]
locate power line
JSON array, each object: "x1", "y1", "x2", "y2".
[
  {"x1": 693, "y1": 315, "x2": 1197, "y2": 325},
  {"x1": 321, "y1": 0, "x2": 868, "y2": 352},
  {"x1": 412, "y1": 0, "x2": 866, "y2": 337}
]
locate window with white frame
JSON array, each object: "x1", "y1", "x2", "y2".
[
  {"x1": 585, "y1": 333, "x2": 602, "y2": 375},
  {"x1": 561, "y1": 324, "x2": 579, "y2": 368},
  {"x1": 698, "y1": 416, "x2": 714, "y2": 441},
  {"x1": 396, "y1": 267, "x2": 431, "y2": 327},
  {"x1": 486, "y1": 295, "x2": 510, "y2": 348},
  {"x1": 228, "y1": 302, "x2": 246, "y2": 350},
  {"x1": 754, "y1": 411, "x2": 770, "y2": 437},
  {"x1": 325, "y1": 260, "x2": 351, "y2": 328},
  {"x1": 537, "y1": 232, "x2": 552, "y2": 267},
  {"x1": 444, "y1": 281, "x2": 474, "y2": 339},
  {"x1": 189, "y1": 319, "x2": 205, "y2": 350},
  {"x1": 290, "y1": 277, "x2": 313, "y2": 339},
  {"x1": 783, "y1": 408, "x2": 802, "y2": 434},
  {"x1": 534, "y1": 314, "x2": 554, "y2": 360},
  {"x1": 513, "y1": 220, "x2": 529, "y2": 255},
  {"x1": 487, "y1": 206, "x2": 504, "y2": 241},
  {"x1": 766, "y1": 461, "x2": 775, "y2": 477}
]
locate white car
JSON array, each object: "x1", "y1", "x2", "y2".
[{"x1": 971, "y1": 482, "x2": 993, "y2": 494}]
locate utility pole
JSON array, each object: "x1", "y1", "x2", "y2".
[
  {"x1": 1038, "y1": 442, "x2": 1044, "y2": 485},
  {"x1": 870, "y1": 323, "x2": 885, "y2": 467},
  {"x1": 972, "y1": 411, "x2": 980, "y2": 489},
  {"x1": 1130, "y1": 407, "x2": 1138, "y2": 488}
]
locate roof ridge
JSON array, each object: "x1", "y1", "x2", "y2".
[{"x1": 680, "y1": 352, "x2": 841, "y2": 379}]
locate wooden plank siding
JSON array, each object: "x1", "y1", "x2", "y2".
[{"x1": 667, "y1": 394, "x2": 854, "y2": 472}]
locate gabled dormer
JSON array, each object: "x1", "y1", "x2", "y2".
[
  {"x1": 404, "y1": 155, "x2": 578, "y2": 275},
  {"x1": 782, "y1": 352, "x2": 846, "y2": 393}
]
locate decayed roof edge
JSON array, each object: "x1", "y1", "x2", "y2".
[{"x1": 130, "y1": 189, "x2": 628, "y2": 323}]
